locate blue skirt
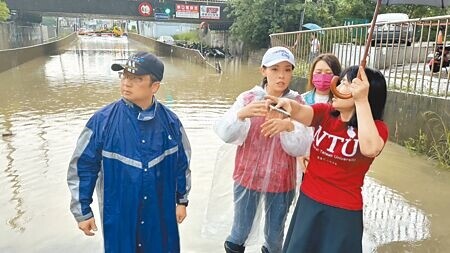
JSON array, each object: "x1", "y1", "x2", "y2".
[{"x1": 283, "y1": 192, "x2": 363, "y2": 253}]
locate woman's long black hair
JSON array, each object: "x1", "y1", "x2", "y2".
[{"x1": 331, "y1": 66, "x2": 387, "y2": 128}]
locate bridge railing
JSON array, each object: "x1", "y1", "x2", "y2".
[{"x1": 270, "y1": 15, "x2": 450, "y2": 99}]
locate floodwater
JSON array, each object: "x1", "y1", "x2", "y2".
[{"x1": 0, "y1": 36, "x2": 448, "y2": 253}]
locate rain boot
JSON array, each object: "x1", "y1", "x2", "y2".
[{"x1": 224, "y1": 241, "x2": 245, "y2": 253}]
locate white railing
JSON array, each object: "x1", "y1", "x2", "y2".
[{"x1": 270, "y1": 15, "x2": 450, "y2": 98}]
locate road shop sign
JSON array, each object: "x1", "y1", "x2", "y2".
[
  {"x1": 200, "y1": 5, "x2": 220, "y2": 20},
  {"x1": 138, "y1": 2, "x2": 152, "y2": 17},
  {"x1": 155, "y1": 13, "x2": 170, "y2": 20},
  {"x1": 176, "y1": 4, "x2": 199, "y2": 19}
]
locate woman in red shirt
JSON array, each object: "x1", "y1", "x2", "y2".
[{"x1": 262, "y1": 66, "x2": 388, "y2": 253}]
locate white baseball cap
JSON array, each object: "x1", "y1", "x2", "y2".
[{"x1": 261, "y1": 46, "x2": 295, "y2": 68}]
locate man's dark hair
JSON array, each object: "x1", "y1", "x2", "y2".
[{"x1": 149, "y1": 73, "x2": 158, "y2": 85}]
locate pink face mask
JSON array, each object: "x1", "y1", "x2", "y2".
[{"x1": 312, "y1": 73, "x2": 334, "y2": 91}]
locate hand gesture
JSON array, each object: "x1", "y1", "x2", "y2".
[
  {"x1": 350, "y1": 66, "x2": 370, "y2": 102},
  {"x1": 237, "y1": 101, "x2": 267, "y2": 121},
  {"x1": 261, "y1": 118, "x2": 293, "y2": 137},
  {"x1": 264, "y1": 96, "x2": 292, "y2": 113},
  {"x1": 78, "y1": 217, "x2": 98, "y2": 236},
  {"x1": 298, "y1": 156, "x2": 309, "y2": 173}
]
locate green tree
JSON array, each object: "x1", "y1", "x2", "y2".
[
  {"x1": 0, "y1": 0, "x2": 10, "y2": 22},
  {"x1": 382, "y1": 4, "x2": 447, "y2": 18},
  {"x1": 301, "y1": 0, "x2": 342, "y2": 28},
  {"x1": 227, "y1": 0, "x2": 449, "y2": 49},
  {"x1": 226, "y1": 0, "x2": 376, "y2": 48},
  {"x1": 333, "y1": 0, "x2": 376, "y2": 24},
  {"x1": 227, "y1": 0, "x2": 303, "y2": 49}
]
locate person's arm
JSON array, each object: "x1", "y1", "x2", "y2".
[
  {"x1": 259, "y1": 113, "x2": 313, "y2": 157},
  {"x1": 352, "y1": 67, "x2": 385, "y2": 157},
  {"x1": 291, "y1": 33, "x2": 300, "y2": 49},
  {"x1": 264, "y1": 96, "x2": 314, "y2": 127},
  {"x1": 261, "y1": 95, "x2": 313, "y2": 155},
  {"x1": 67, "y1": 118, "x2": 102, "y2": 236},
  {"x1": 176, "y1": 124, "x2": 191, "y2": 209},
  {"x1": 279, "y1": 121, "x2": 314, "y2": 157},
  {"x1": 214, "y1": 93, "x2": 266, "y2": 145}
]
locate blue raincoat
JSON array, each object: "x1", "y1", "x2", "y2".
[{"x1": 68, "y1": 98, "x2": 191, "y2": 253}]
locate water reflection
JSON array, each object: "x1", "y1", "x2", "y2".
[
  {"x1": 1, "y1": 117, "x2": 25, "y2": 232},
  {"x1": 0, "y1": 35, "x2": 444, "y2": 253},
  {"x1": 363, "y1": 178, "x2": 430, "y2": 248}
]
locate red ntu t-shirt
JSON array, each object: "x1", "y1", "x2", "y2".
[{"x1": 301, "y1": 103, "x2": 389, "y2": 210}]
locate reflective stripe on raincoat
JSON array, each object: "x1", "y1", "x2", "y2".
[{"x1": 68, "y1": 98, "x2": 191, "y2": 253}]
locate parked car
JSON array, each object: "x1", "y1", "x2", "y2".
[
  {"x1": 77, "y1": 27, "x2": 94, "y2": 36},
  {"x1": 370, "y1": 13, "x2": 413, "y2": 46},
  {"x1": 157, "y1": 36, "x2": 175, "y2": 45}
]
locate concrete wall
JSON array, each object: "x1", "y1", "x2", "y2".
[
  {"x1": 0, "y1": 22, "x2": 70, "y2": 50},
  {"x1": 384, "y1": 91, "x2": 450, "y2": 144},
  {"x1": 0, "y1": 22, "x2": 43, "y2": 50},
  {"x1": 129, "y1": 33, "x2": 206, "y2": 65},
  {"x1": 201, "y1": 30, "x2": 244, "y2": 56},
  {"x1": 333, "y1": 43, "x2": 430, "y2": 69},
  {"x1": 0, "y1": 23, "x2": 10, "y2": 50},
  {"x1": 0, "y1": 32, "x2": 77, "y2": 73},
  {"x1": 138, "y1": 21, "x2": 197, "y2": 39},
  {"x1": 370, "y1": 46, "x2": 430, "y2": 69}
]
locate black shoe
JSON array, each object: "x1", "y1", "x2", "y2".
[
  {"x1": 261, "y1": 245, "x2": 270, "y2": 253},
  {"x1": 224, "y1": 241, "x2": 245, "y2": 253}
]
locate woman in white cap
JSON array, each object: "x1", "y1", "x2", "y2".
[{"x1": 214, "y1": 47, "x2": 312, "y2": 253}]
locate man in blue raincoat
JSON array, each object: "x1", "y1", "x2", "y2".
[{"x1": 67, "y1": 51, "x2": 191, "y2": 253}]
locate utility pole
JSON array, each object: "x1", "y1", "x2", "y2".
[
  {"x1": 299, "y1": 9, "x2": 304, "y2": 31},
  {"x1": 299, "y1": 0, "x2": 307, "y2": 31}
]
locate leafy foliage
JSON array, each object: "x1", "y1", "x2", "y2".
[
  {"x1": 226, "y1": 0, "x2": 303, "y2": 49},
  {"x1": 0, "y1": 1, "x2": 10, "y2": 22},
  {"x1": 382, "y1": 4, "x2": 447, "y2": 18},
  {"x1": 404, "y1": 111, "x2": 450, "y2": 169},
  {"x1": 172, "y1": 31, "x2": 200, "y2": 43},
  {"x1": 226, "y1": 0, "x2": 450, "y2": 50}
]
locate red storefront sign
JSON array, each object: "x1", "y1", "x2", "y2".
[
  {"x1": 200, "y1": 5, "x2": 220, "y2": 20},
  {"x1": 176, "y1": 4, "x2": 199, "y2": 19}
]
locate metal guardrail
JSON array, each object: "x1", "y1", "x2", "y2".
[{"x1": 270, "y1": 15, "x2": 450, "y2": 99}]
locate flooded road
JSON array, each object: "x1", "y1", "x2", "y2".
[{"x1": 0, "y1": 36, "x2": 448, "y2": 252}]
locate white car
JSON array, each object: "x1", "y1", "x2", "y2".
[
  {"x1": 370, "y1": 13, "x2": 413, "y2": 46},
  {"x1": 157, "y1": 36, "x2": 175, "y2": 45}
]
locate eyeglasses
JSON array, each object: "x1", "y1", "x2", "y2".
[{"x1": 118, "y1": 72, "x2": 144, "y2": 82}]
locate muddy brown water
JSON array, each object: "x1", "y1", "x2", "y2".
[{"x1": 0, "y1": 36, "x2": 447, "y2": 253}]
